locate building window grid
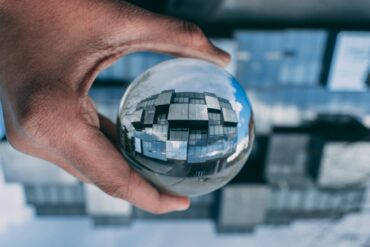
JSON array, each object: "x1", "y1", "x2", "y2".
[
  {"x1": 168, "y1": 104, "x2": 189, "y2": 120},
  {"x1": 224, "y1": 126, "x2": 237, "y2": 137},
  {"x1": 131, "y1": 90, "x2": 238, "y2": 163},
  {"x1": 219, "y1": 100, "x2": 232, "y2": 109},
  {"x1": 208, "y1": 112, "x2": 222, "y2": 125},
  {"x1": 209, "y1": 125, "x2": 224, "y2": 137},
  {"x1": 156, "y1": 113, "x2": 167, "y2": 124},
  {"x1": 190, "y1": 98, "x2": 205, "y2": 104},
  {"x1": 153, "y1": 124, "x2": 168, "y2": 140},
  {"x1": 143, "y1": 107, "x2": 155, "y2": 124},
  {"x1": 189, "y1": 129, "x2": 207, "y2": 146},
  {"x1": 169, "y1": 128, "x2": 189, "y2": 141},
  {"x1": 173, "y1": 97, "x2": 189, "y2": 103}
]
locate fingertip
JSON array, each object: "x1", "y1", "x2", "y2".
[
  {"x1": 175, "y1": 196, "x2": 190, "y2": 211},
  {"x1": 161, "y1": 194, "x2": 190, "y2": 212}
]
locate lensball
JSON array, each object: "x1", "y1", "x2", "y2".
[{"x1": 117, "y1": 58, "x2": 254, "y2": 196}]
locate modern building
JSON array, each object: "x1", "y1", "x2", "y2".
[
  {"x1": 121, "y1": 90, "x2": 238, "y2": 177},
  {"x1": 0, "y1": 142, "x2": 85, "y2": 216},
  {"x1": 249, "y1": 86, "x2": 370, "y2": 134},
  {"x1": 235, "y1": 29, "x2": 327, "y2": 88},
  {"x1": 266, "y1": 186, "x2": 365, "y2": 225},
  {"x1": 265, "y1": 134, "x2": 323, "y2": 187},
  {"x1": 328, "y1": 32, "x2": 370, "y2": 91},
  {"x1": 217, "y1": 185, "x2": 271, "y2": 232},
  {"x1": 318, "y1": 142, "x2": 370, "y2": 188},
  {"x1": 0, "y1": 142, "x2": 133, "y2": 222}
]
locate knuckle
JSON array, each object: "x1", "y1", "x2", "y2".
[
  {"x1": 7, "y1": 87, "x2": 69, "y2": 149},
  {"x1": 99, "y1": 182, "x2": 131, "y2": 201},
  {"x1": 178, "y1": 20, "x2": 207, "y2": 46},
  {"x1": 6, "y1": 127, "x2": 29, "y2": 153}
]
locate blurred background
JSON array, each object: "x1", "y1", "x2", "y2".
[{"x1": 1, "y1": 0, "x2": 370, "y2": 246}]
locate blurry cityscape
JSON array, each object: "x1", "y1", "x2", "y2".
[{"x1": 1, "y1": 16, "x2": 370, "y2": 246}]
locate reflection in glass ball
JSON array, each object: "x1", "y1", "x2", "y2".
[{"x1": 117, "y1": 58, "x2": 254, "y2": 196}]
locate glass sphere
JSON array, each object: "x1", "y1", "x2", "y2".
[{"x1": 117, "y1": 58, "x2": 254, "y2": 196}]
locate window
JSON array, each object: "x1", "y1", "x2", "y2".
[
  {"x1": 189, "y1": 104, "x2": 208, "y2": 121},
  {"x1": 156, "y1": 113, "x2": 167, "y2": 124},
  {"x1": 173, "y1": 97, "x2": 189, "y2": 103},
  {"x1": 155, "y1": 91, "x2": 173, "y2": 105},
  {"x1": 219, "y1": 100, "x2": 232, "y2": 109},
  {"x1": 190, "y1": 98, "x2": 205, "y2": 104},
  {"x1": 166, "y1": 141, "x2": 187, "y2": 160},
  {"x1": 153, "y1": 124, "x2": 168, "y2": 141},
  {"x1": 208, "y1": 112, "x2": 222, "y2": 125},
  {"x1": 143, "y1": 141, "x2": 166, "y2": 160},
  {"x1": 169, "y1": 128, "x2": 189, "y2": 141},
  {"x1": 222, "y1": 108, "x2": 238, "y2": 123},
  {"x1": 224, "y1": 126, "x2": 237, "y2": 137},
  {"x1": 209, "y1": 125, "x2": 223, "y2": 136},
  {"x1": 189, "y1": 129, "x2": 207, "y2": 145},
  {"x1": 143, "y1": 107, "x2": 156, "y2": 124},
  {"x1": 168, "y1": 104, "x2": 189, "y2": 120},
  {"x1": 187, "y1": 145, "x2": 208, "y2": 163},
  {"x1": 205, "y1": 95, "x2": 221, "y2": 110}
]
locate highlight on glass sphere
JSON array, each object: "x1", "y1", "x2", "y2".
[{"x1": 117, "y1": 58, "x2": 254, "y2": 196}]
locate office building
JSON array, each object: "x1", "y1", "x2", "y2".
[
  {"x1": 122, "y1": 90, "x2": 238, "y2": 176},
  {"x1": 0, "y1": 142, "x2": 85, "y2": 216},
  {"x1": 266, "y1": 186, "x2": 365, "y2": 225},
  {"x1": 217, "y1": 185, "x2": 271, "y2": 232},
  {"x1": 235, "y1": 30, "x2": 327, "y2": 88},
  {"x1": 318, "y1": 142, "x2": 370, "y2": 188},
  {"x1": 265, "y1": 134, "x2": 322, "y2": 187},
  {"x1": 328, "y1": 32, "x2": 370, "y2": 91},
  {"x1": 249, "y1": 87, "x2": 370, "y2": 134}
]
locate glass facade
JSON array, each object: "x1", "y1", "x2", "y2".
[
  {"x1": 328, "y1": 32, "x2": 370, "y2": 91},
  {"x1": 169, "y1": 128, "x2": 189, "y2": 141},
  {"x1": 168, "y1": 104, "x2": 189, "y2": 120},
  {"x1": 205, "y1": 95, "x2": 221, "y2": 110},
  {"x1": 235, "y1": 30, "x2": 327, "y2": 88},
  {"x1": 124, "y1": 90, "x2": 238, "y2": 165},
  {"x1": 188, "y1": 104, "x2": 208, "y2": 121},
  {"x1": 166, "y1": 140, "x2": 187, "y2": 160}
]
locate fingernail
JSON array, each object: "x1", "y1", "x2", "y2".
[{"x1": 176, "y1": 202, "x2": 190, "y2": 211}]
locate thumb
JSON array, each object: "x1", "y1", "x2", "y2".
[
  {"x1": 107, "y1": 3, "x2": 230, "y2": 67},
  {"x1": 133, "y1": 14, "x2": 231, "y2": 67}
]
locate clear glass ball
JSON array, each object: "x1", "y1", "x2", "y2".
[{"x1": 117, "y1": 58, "x2": 254, "y2": 196}]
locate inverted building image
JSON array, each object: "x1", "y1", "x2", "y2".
[{"x1": 120, "y1": 90, "x2": 238, "y2": 177}]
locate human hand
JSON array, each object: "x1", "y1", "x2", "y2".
[{"x1": 0, "y1": 0, "x2": 230, "y2": 213}]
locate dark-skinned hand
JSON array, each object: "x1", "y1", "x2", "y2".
[{"x1": 0, "y1": 0, "x2": 230, "y2": 214}]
